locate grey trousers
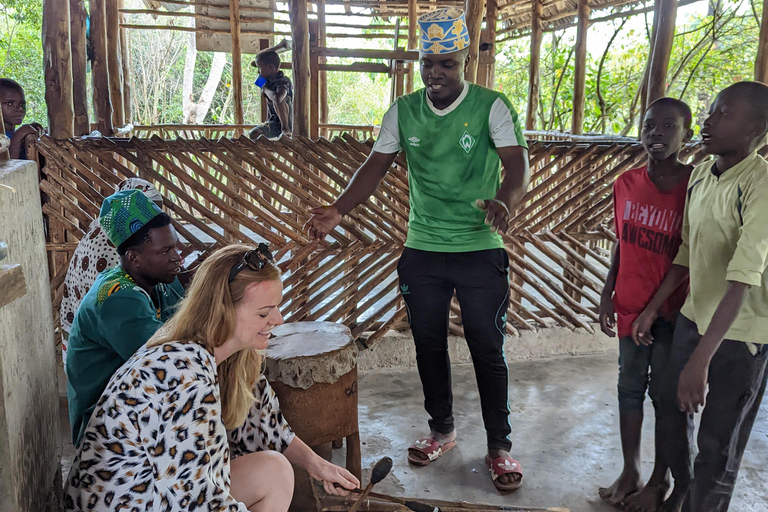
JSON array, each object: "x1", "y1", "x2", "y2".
[{"x1": 657, "y1": 315, "x2": 768, "y2": 512}]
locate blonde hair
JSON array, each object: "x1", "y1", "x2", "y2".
[{"x1": 148, "y1": 244, "x2": 281, "y2": 429}]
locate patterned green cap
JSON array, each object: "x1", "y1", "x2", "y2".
[{"x1": 99, "y1": 189, "x2": 163, "y2": 248}]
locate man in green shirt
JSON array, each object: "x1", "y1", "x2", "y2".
[
  {"x1": 66, "y1": 189, "x2": 185, "y2": 447},
  {"x1": 307, "y1": 7, "x2": 530, "y2": 491}
]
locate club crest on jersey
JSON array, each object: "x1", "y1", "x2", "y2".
[
  {"x1": 408, "y1": 136, "x2": 421, "y2": 147},
  {"x1": 459, "y1": 130, "x2": 476, "y2": 153}
]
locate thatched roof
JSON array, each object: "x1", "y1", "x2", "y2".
[
  {"x1": 135, "y1": 0, "x2": 657, "y2": 43},
  {"x1": 498, "y1": 0, "x2": 647, "y2": 36}
]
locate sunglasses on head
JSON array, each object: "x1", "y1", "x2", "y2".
[{"x1": 228, "y1": 243, "x2": 274, "y2": 283}]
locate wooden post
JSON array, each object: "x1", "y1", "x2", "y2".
[
  {"x1": 260, "y1": 38, "x2": 270, "y2": 124},
  {"x1": 318, "y1": 0, "x2": 329, "y2": 131},
  {"x1": 70, "y1": 0, "x2": 89, "y2": 135},
  {"x1": 120, "y1": 0, "x2": 132, "y2": 124},
  {"x1": 310, "y1": 20, "x2": 319, "y2": 139},
  {"x1": 478, "y1": 0, "x2": 497, "y2": 88},
  {"x1": 106, "y1": 0, "x2": 124, "y2": 129},
  {"x1": 43, "y1": 0, "x2": 75, "y2": 138},
  {"x1": 230, "y1": 0, "x2": 245, "y2": 137},
  {"x1": 571, "y1": 0, "x2": 590, "y2": 135},
  {"x1": 757, "y1": 0, "x2": 768, "y2": 82},
  {"x1": 646, "y1": 0, "x2": 677, "y2": 105},
  {"x1": 526, "y1": 0, "x2": 542, "y2": 130},
  {"x1": 406, "y1": 0, "x2": 418, "y2": 94},
  {"x1": 91, "y1": 0, "x2": 113, "y2": 136},
  {"x1": 464, "y1": 0, "x2": 485, "y2": 84},
  {"x1": 290, "y1": 0, "x2": 311, "y2": 137}
]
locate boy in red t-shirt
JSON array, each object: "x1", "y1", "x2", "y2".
[{"x1": 598, "y1": 98, "x2": 693, "y2": 510}]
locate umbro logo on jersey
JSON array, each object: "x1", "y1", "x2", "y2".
[
  {"x1": 408, "y1": 136, "x2": 420, "y2": 147},
  {"x1": 459, "y1": 130, "x2": 476, "y2": 153}
]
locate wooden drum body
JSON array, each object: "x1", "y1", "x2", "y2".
[{"x1": 264, "y1": 321, "x2": 361, "y2": 478}]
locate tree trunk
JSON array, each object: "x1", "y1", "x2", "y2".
[
  {"x1": 646, "y1": 0, "x2": 678, "y2": 106},
  {"x1": 70, "y1": 0, "x2": 89, "y2": 135},
  {"x1": 291, "y1": 0, "x2": 311, "y2": 137},
  {"x1": 526, "y1": 0, "x2": 543, "y2": 130},
  {"x1": 229, "y1": 0, "x2": 244, "y2": 136},
  {"x1": 182, "y1": 33, "x2": 227, "y2": 124},
  {"x1": 406, "y1": 0, "x2": 418, "y2": 93},
  {"x1": 571, "y1": 0, "x2": 590, "y2": 135},
  {"x1": 43, "y1": 0, "x2": 74, "y2": 138},
  {"x1": 91, "y1": 0, "x2": 113, "y2": 135},
  {"x1": 107, "y1": 0, "x2": 125, "y2": 128},
  {"x1": 755, "y1": 0, "x2": 768, "y2": 81},
  {"x1": 120, "y1": 0, "x2": 132, "y2": 124},
  {"x1": 464, "y1": 0, "x2": 486, "y2": 83}
]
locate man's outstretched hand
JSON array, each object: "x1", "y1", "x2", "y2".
[
  {"x1": 475, "y1": 199, "x2": 511, "y2": 234},
  {"x1": 305, "y1": 205, "x2": 342, "y2": 240}
]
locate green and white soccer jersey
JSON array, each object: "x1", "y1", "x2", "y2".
[{"x1": 373, "y1": 82, "x2": 527, "y2": 252}]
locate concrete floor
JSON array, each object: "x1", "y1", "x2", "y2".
[
  {"x1": 351, "y1": 354, "x2": 768, "y2": 512},
  {"x1": 60, "y1": 353, "x2": 768, "y2": 511}
]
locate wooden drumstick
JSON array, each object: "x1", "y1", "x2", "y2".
[{"x1": 348, "y1": 456, "x2": 393, "y2": 512}]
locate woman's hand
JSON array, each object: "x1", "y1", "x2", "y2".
[{"x1": 307, "y1": 458, "x2": 360, "y2": 496}]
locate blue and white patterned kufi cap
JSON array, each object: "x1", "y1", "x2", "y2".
[{"x1": 419, "y1": 7, "x2": 470, "y2": 55}]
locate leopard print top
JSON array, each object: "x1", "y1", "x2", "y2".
[{"x1": 63, "y1": 341, "x2": 295, "y2": 511}]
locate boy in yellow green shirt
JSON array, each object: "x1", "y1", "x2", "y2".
[{"x1": 632, "y1": 81, "x2": 768, "y2": 512}]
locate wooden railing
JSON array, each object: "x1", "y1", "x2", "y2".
[
  {"x1": 131, "y1": 124, "x2": 378, "y2": 141},
  {"x1": 35, "y1": 134, "x2": 709, "y2": 349}
]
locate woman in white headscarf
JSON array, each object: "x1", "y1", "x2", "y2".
[{"x1": 59, "y1": 178, "x2": 164, "y2": 369}]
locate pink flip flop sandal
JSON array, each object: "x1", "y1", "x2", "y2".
[
  {"x1": 486, "y1": 455, "x2": 524, "y2": 491},
  {"x1": 407, "y1": 437, "x2": 457, "y2": 467}
]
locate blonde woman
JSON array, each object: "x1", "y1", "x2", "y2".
[{"x1": 63, "y1": 244, "x2": 359, "y2": 511}]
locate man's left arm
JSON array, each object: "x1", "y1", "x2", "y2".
[
  {"x1": 677, "y1": 173, "x2": 768, "y2": 413},
  {"x1": 479, "y1": 97, "x2": 531, "y2": 233}
]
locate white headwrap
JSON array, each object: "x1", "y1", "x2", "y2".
[{"x1": 117, "y1": 178, "x2": 163, "y2": 204}]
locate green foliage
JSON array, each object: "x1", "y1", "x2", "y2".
[
  {"x1": 496, "y1": 0, "x2": 760, "y2": 136},
  {"x1": 0, "y1": 0, "x2": 45, "y2": 125}
]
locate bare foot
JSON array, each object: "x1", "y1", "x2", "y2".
[
  {"x1": 599, "y1": 470, "x2": 642, "y2": 506},
  {"x1": 625, "y1": 481, "x2": 670, "y2": 512},
  {"x1": 407, "y1": 430, "x2": 457, "y2": 464},
  {"x1": 488, "y1": 449, "x2": 522, "y2": 488},
  {"x1": 658, "y1": 486, "x2": 687, "y2": 512}
]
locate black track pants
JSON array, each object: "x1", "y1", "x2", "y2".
[{"x1": 397, "y1": 247, "x2": 512, "y2": 451}]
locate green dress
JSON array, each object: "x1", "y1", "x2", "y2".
[{"x1": 65, "y1": 266, "x2": 184, "y2": 447}]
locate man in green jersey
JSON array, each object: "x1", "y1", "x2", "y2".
[
  {"x1": 307, "y1": 7, "x2": 530, "y2": 491},
  {"x1": 66, "y1": 189, "x2": 185, "y2": 447}
]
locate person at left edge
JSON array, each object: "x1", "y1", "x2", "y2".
[{"x1": 66, "y1": 189, "x2": 185, "y2": 448}]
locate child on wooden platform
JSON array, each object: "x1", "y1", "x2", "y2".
[
  {"x1": 249, "y1": 50, "x2": 293, "y2": 139},
  {"x1": 598, "y1": 97, "x2": 694, "y2": 511},
  {"x1": 632, "y1": 81, "x2": 768, "y2": 512},
  {"x1": 1, "y1": 78, "x2": 43, "y2": 159}
]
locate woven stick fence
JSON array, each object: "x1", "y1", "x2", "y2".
[{"x1": 36, "y1": 134, "x2": 708, "y2": 349}]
